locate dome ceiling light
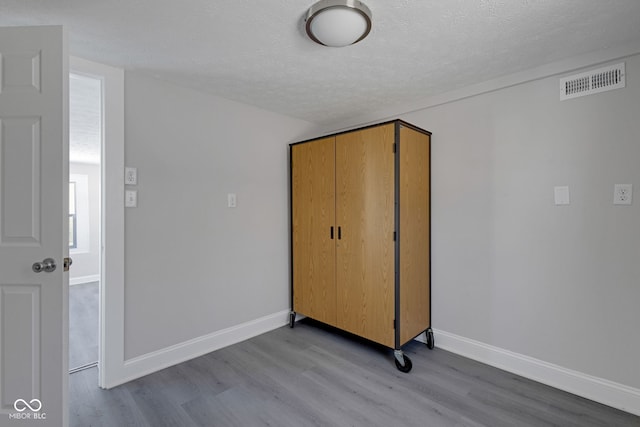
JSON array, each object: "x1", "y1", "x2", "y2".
[{"x1": 305, "y1": 0, "x2": 373, "y2": 47}]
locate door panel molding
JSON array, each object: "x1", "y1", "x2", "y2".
[
  {"x1": 0, "y1": 50, "x2": 42, "y2": 94},
  {"x1": 0, "y1": 117, "x2": 41, "y2": 245},
  {"x1": 0, "y1": 285, "x2": 41, "y2": 412}
]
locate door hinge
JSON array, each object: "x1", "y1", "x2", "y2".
[
  {"x1": 393, "y1": 319, "x2": 396, "y2": 329},
  {"x1": 393, "y1": 143, "x2": 396, "y2": 153},
  {"x1": 393, "y1": 231, "x2": 396, "y2": 241}
]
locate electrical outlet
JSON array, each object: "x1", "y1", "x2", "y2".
[
  {"x1": 125, "y1": 167, "x2": 137, "y2": 185},
  {"x1": 614, "y1": 184, "x2": 632, "y2": 205}
]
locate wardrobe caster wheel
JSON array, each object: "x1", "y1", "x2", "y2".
[
  {"x1": 289, "y1": 312, "x2": 296, "y2": 328},
  {"x1": 394, "y1": 352, "x2": 412, "y2": 373},
  {"x1": 426, "y1": 329, "x2": 435, "y2": 350}
]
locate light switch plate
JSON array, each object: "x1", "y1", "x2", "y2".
[
  {"x1": 227, "y1": 193, "x2": 237, "y2": 208},
  {"x1": 554, "y1": 186, "x2": 570, "y2": 205},
  {"x1": 125, "y1": 167, "x2": 137, "y2": 185},
  {"x1": 125, "y1": 190, "x2": 137, "y2": 208}
]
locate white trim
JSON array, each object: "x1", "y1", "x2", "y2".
[
  {"x1": 418, "y1": 329, "x2": 640, "y2": 416},
  {"x1": 62, "y1": 26, "x2": 70, "y2": 427},
  {"x1": 102, "y1": 310, "x2": 290, "y2": 389},
  {"x1": 70, "y1": 56, "x2": 125, "y2": 390},
  {"x1": 69, "y1": 173, "x2": 90, "y2": 252},
  {"x1": 69, "y1": 275, "x2": 100, "y2": 286}
]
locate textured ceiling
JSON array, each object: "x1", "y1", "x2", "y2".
[
  {"x1": 2, "y1": 1, "x2": 640, "y2": 126},
  {"x1": 70, "y1": 74, "x2": 101, "y2": 164}
]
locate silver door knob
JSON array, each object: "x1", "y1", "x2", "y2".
[{"x1": 32, "y1": 258, "x2": 56, "y2": 273}]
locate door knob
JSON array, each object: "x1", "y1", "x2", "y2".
[{"x1": 32, "y1": 258, "x2": 56, "y2": 273}]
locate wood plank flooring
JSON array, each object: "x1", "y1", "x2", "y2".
[
  {"x1": 70, "y1": 319, "x2": 640, "y2": 426},
  {"x1": 69, "y1": 281, "x2": 99, "y2": 370}
]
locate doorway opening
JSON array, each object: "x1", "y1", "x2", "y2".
[
  {"x1": 68, "y1": 72, "x2": 102, "y2": 374},
  {"x1": 68, "y1": 56, "x2": 124, "y2": 391}
]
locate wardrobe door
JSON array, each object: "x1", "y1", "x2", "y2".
[
  {"x1": 291, "y1": 137, "x2": 337, "y2": 326},
  {"x1": 335, "y1": 124, "x2": 395, "y2": 347}
]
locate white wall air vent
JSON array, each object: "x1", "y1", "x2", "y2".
[{"x1": 560, "y1": 63, "x2": 625, "y2": 101}]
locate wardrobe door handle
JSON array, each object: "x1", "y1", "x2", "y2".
[
  {"x1": 338, "y1": 226, "x2": 342, "y2": 240},
  {"x1": 330, "y1": 226, "x2": 334, "y2": 240}
]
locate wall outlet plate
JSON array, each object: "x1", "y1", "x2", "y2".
[
  {"x1": 614, "y1": 184, "x2": 632, "y2": 205},
  {"x1": 554, "y1": 186, "x2": 570, "y2": 205},
  {"x1": 125, "y1": 167, "x2": 137, "y2": 185}
]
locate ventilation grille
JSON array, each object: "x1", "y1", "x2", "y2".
[{"x1": 560, "y1": 63, "x2": 625, "y2": 101}]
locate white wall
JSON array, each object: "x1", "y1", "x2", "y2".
[
  {"x1": 358, "y1": 53, "x2": 640, "y2": 391},
  {"x1": 407, "y1": 55, "x2": 640, "y2": 389},
  {"x1": 69, "y1": 162, "x2": 101, "y2": 283},
  {"x1": 108, "y1": 47, "x2": 640, "y2": 414},
  {"x1": 307, "y1": 48, "x2": 640, "y2": 413},
  {"x1": 123, "y1": 72, "x2": 315, "y2": 359}
]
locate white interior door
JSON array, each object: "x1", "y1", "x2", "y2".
[{"x1": 0, "y1": 26, "x2": 68, "y2": 426}]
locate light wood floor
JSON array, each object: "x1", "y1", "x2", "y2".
[{"x1": 70, "y1": 319, "x2": 640, "y2": 426}]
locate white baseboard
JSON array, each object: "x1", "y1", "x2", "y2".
[
  {"x1": 69, "y1": 275, "x2": 100, "y2": 286},
  {"x1": 420, "y1": 329, "x2": 640, "y2": 416},
  {"x1": 105, "y1": 310, "x2": 290, "y2": 388}
]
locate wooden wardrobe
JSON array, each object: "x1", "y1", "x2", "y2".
[{"x1": 289, "y1": 120, "x2": 432, "y2": 372}]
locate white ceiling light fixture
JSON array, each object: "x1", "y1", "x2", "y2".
[{"x1": 305, "y1": 0, "x2": 372, "y2": 47}]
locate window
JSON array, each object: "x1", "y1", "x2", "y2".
[{"x1": 69, "y1": 181, "x2": 77, "y2": 249}]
